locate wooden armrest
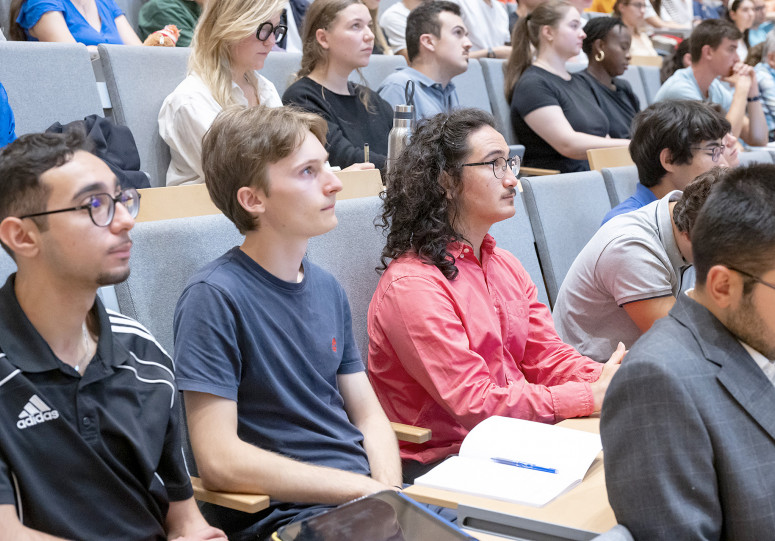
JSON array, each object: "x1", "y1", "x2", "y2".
[
  {"x1": 190, "y1": 476, "x2": 270, "y2": 513},
  {"x1": 519, "y1": 166, "x2": 560, "y2": 176},
  {"x1": 391, "y1": 422, "x2": 431, "y2": 444}
]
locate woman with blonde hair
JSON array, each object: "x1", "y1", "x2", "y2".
[
  {"x1": 282, "y1": 0, "x2": 393, "y2": 170},
  {"x1": 505, "y1": 0, "x2": 630, "y2": 173},
  {"x1": 158, "y1": 0, "x2": 285, "y2": 186}
]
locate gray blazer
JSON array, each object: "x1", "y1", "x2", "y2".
[{"x1": 600, "y1": 293, "x2": 775, "y2": 540}]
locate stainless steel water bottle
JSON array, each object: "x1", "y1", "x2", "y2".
[{"x1": 386, "y1": 104, "x2": 414, "y2": 178}]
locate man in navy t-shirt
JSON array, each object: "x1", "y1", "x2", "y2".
[{"x1": 173, "y1": 105, "x2": 402, "y2": 539}]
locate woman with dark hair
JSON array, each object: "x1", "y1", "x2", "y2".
[
  {"x1": 505, "y1": 0, "x2": 629, "y2": 173},
  {"x1": 727, "y1": 0, "x2": 755, "y2": 61},
  {"x1": 369, "y1": 108, "x2": 620, "y2": 478},
  {"x1": 282, "y1": 0, "x2": 393, "y2": 170},
  {"x1": 660, "y1": 36, "x2": 691, "y2": 82},
  {"x1": 577, "y1": 17, "x2": 640, "y2": 138}
]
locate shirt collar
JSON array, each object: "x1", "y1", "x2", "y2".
[
  {"x1": 0, "y1": 274, "x2": 126, "y2": 374},
  {"x1": 739, "y1": 340, "x2": 775, "y2": 387},
  {"x1": 448, "y1": 234, "x2": 497, "y2": 259},
  {"x1": 634, "y1": 183, "x2": 658, "y2": 205},
  {"x1": 656, "y1": 190, "x2": 688, "y2": 274},
  {"x1": 400, "y1": 67, "x2": 456, "y2": 92}
]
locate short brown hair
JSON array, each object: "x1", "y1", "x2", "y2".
[
  {"x1": 202, "y1": 105, "x2": 328, "y2": 234},
  {"x1": 673, "y1": 166, "x2": 724, "y2": 236},
  {"x1": 689, "y1": 19, "x2": 742, "y2": 63}
]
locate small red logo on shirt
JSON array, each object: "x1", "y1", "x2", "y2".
[{"x1": 332, "y1": 338, "x2": 337, "y2": 352}]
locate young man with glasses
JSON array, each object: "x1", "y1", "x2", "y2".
[
  {"x1": 367, "y1": 108, "x2": 624, "y2": 482},
  {"x1": 656, "y1": 18, "x2": 768, "y2": 146},
  {"x1": 602, "y1": 100, "x2": 731, "y2": 225},
  {"x1": 601, "y1": 163, "x2": 775, "y2": 539},
  {"x1": 0, "y1": 131, "x2": 226, "y2": 540},
  {"x1": 554, "y1": 168, "x2": 723, "y2": 362},
  {"x1": 173, "y1": 105, "x2": 403, "y2": 539}
]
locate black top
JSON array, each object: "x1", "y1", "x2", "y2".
[
  {"x1": 0, "y1": 275, "x2": 191, "y2": 540},
  {"x1": 576, "y1": 69, "x2": 640, "y2": 139},
  {"x1": 510, "y1": 65, "x2": 611, "y2": 173},
  {"x1": 282, "y1": 76, "x2": 393, "y2": 170}
]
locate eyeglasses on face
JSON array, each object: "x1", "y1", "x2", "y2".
[
  {"x1": 19, "y1": 188, "x2": 141, "y2": 227},
  {"x1": 461, "y1": 156, "x2": 521, "y2": 179},
  {"x1": 627, "y1": 2, "x2": 648, "y2": 9},
  {"x1": 257, "y1": 21, "x2": 287, "y2": 42},
  {"x1": 728, "y1": 267, "x2": 775, "y2": 293},
  {"x1": 690, "y1": 144, "x2": 725, "y2": 163}
]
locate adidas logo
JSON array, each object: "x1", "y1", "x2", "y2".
[{"x1": 16, "y1": 395, "x2": 59, "y2": 430}]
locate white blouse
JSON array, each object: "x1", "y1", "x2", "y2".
[{"x1": 158, "y1": 72, "x2": 282, "y2": 186}]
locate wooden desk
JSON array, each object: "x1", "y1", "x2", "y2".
[{"x1": 403, "y1": 417, "x2": 615, "y2": 534}]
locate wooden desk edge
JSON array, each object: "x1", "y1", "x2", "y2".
[
  {"x1": 191, "y1": 476, "x2": 270, "y2": 514},
  {"x1": 391, "y1": 422, "x2": 432, "y2": 443}
]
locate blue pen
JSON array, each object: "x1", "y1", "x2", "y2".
[{"x1": 491, "y1": 457, "x2": 558, "y2": 474}]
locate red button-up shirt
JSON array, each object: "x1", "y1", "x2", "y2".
[{"x1": 367, "y1": 236, "x2": 603, "y2": 464}]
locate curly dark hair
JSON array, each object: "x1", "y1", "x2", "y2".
[{"x1": 378, "y1": 108, "x2": 497, "y2": 280}]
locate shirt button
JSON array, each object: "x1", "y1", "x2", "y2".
[{"x1": 82, "y1": 417, "x2": 91, "y2": 427}]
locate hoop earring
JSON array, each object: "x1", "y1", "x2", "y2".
[{"x1": 595, "y1": 50, "x2": 605, "y2": 62}]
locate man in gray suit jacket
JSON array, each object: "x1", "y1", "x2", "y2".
[{"x1": 600, "y1": 162, "x2": 775, "y2": 540}]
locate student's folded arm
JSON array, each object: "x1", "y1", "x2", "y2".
[
  {"x1": 374, "y1": 276, "x2": 596, "y2": 428},
  {"x1": 0, "y1": 506, "x2": 66, "y2": 541},
  {"x1": 338, "y1": 371, "x2": 402, "y2": 488},
  {"x1": 165, "y1": 497, "x2": 226, "y2": 541},
  {"x1": 601, "y1": 359, "x2": 719, "y2": 539},
  {"x1": 523, "y1": 106, "x2": 630, "y2": 161},
  {"x1": 184, "y1": 391, "x2": 392, "y2": 504},
  {"x1": 622, "y1": 296, "x2": 676, "y2": 333}
]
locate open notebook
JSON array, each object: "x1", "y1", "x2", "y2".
[{"x1": 414, "y1": 416, "x2": 602, "y2": 507}]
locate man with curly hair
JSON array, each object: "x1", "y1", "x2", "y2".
[{"x1": 367, "y1": 108, "x2": 625, "y2": 482}]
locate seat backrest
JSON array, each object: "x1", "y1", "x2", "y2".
[
  {"x1": 114, "y1": 214, "x2": 244, "y2": 354},
  {"x1": 305, "y1": 196, "x2": 385, "y2": 358},
  {"x1": 601, "y1": 165, "x2": 639, "y2": 207},
  {"x1": 113, "y1": 0, "x2": 144, "y2": 31},
  {"x1": 0, "y1": 0, "x2": 11, "y2": 36},
  {"x1": 453, "y1": 59, "x2": 492, "y2": 114},
  {"x1": 99, "y1": 44, "x2": 190, "y2": 187},
  {"x1": 262, "y1": 51, "x2": 302, "y2": 97},
  {"x1": 478, "y1": 58, "x2": 517, "y2": 144},
  {"x1": 738, "y1": 149, "x2": 774, "y2": 166},
  {"x1": 352, "y1": 54, "x2": 408, "y2": 90},
  {"x1": 521, "y1": 171, "x2": 612, "y2": 307},
  {"x1": 587, "y1": 146, "x2": 633, "y2": 171},
  {"x1": 619, "y1": 65, "x2": 648, "y2": 111},
  {"x1": 489, "y1": 192, "x2": 551, "y2": 307},
  {"x1": 0, "y1": 42, "x2": 103, "y2": 134},
  {"x1": 638, "y1": 65, "x2": 661, "y2": 106}
]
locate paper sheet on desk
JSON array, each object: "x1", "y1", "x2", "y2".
[{"x1": 414, "y1": 417, "x2": 602, "y2": 507}]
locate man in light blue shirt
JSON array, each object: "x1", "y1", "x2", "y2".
[
  {"x1": 656, "y1": 19, "x2": 768, "y2": 146},
  {"x1": 603, "y1": 100, "x2": 730, "y2": 225},
  {"x1": 378, "y1": 1, "x2": 471, "y2": 121}
]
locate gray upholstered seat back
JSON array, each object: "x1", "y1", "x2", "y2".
[
  {"x1": 638, "y1": 65, "x2": 661, "y2": 106},
  {"x1": 114, "y1": 214, "x2": 243, "y2": 354},
  {"x1": 601, "y1": 165, "x2": 639, "y2": 207},
  {"x1": 0, "y1": 42, "x2": 103, "y2": 134},
  {"x1": 619, "y1": 65, "x2": 648, "y2": 111},
  {"x1": 479, "y1": 58, "x2": 517, "y2": 145},
  {"x1": 99, "y1": 44, "x2": 190, "y2": 187},
  {"x1": 738, "y1": 150, "x2": 774, "y2": 166},
  {"x1": 453, "y1": 59, "x2": 492, "y2": 114},
  {"x1": 521, "y1": 171, "x2": 612, "y2": 307},
  {"x1": 262, "y1": 51, "x2": 302, "y2": 97},
  {"x1": 306, "y1": 196, "x2": 386, "y2": 360},
  {"x1": 352, "y1": 53, "x2": 407, "y2": 90},
  {"x1": 489, "y1": 192, "x2": 550, "y2": 308}
]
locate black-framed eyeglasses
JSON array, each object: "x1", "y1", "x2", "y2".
[
  {"x1": 728, "y1": 266, "x2": 775, "y2": 293},
  {"x1": 19, "y1": 188, "x2": 141, "y2": 227},
  {"x1": 257, "y1": 21, "x2": 287, "y2": 42},
  {"x1": 690, "y1": 144, "x2": 725, "y2": 163},
  {"x1": 461, "y1": 156, "x2": 521, "y2": 179}
]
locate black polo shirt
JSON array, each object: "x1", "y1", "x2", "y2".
[{"x1": 0, "y1": 275, "x2": 192, "y2": 540}]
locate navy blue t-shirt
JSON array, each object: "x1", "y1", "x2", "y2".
[{"x1": 174, "y1": 247, "x2": 370, "y2": 539}]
